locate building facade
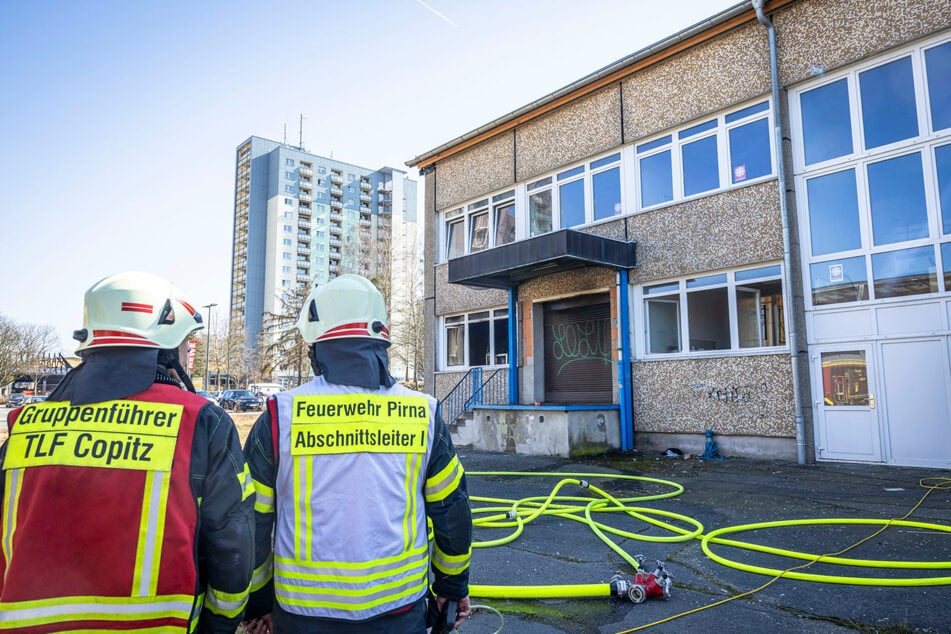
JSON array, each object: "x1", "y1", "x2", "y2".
[
  {"x1": 231, "y1": 137, "x2": 419, "y2": 380},
  {"x1": 408, "y1": 0, "x2": 951, "y2": 468}
]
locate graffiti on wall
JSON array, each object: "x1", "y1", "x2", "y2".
[
  {"x1": 688, "y1": 380, "x2": 773, "y2": 421},
  {"x1": 550, "y1": 319, "x2": 611, "y2": 376}
]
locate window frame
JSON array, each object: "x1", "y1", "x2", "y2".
[
  {"x1": 634, "y1": 99, "x2": 773, "y2": 211},
  {"x1": 790, "y1": 34, "x2": 951, "y2": 310},
  {"x1": 439, "y1": 308, "x2": 510, "y2": 370},
  {"x1": 637, "y1": 263, "x2": 788, "y2": 359},
  {"x1": 440, "y1": 190, "x2": 516, "y2": 262}
]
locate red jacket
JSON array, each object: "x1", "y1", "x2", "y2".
[{"x1": 0, "y1": 383, "x2": 253, "y2": 633}]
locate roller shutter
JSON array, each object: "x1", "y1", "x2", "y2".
[{"x1": 543, "y1": 296, "x2": 613, "y2": 403}]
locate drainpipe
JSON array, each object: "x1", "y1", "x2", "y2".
[
  {"x1": 508, "y1": 287, "x2": 518, "y2": 404},
  {"x1": 618, "y1": 269, "x2": 634, "y2": 451},
  {"x1": 753, "y1": 0, "x2": 806, "y2": 465}
]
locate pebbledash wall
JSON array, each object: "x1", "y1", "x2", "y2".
[{"x1": 410, "y1": 0, "x2": 951, "y2": 466}]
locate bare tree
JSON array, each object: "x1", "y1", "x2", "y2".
[
  {"x1": 2, "y1": 320, "x2": 60, "y2": 394},
  {"x1": 389, "y1": 252, "x2": 425, "y2": 387},
  {"x1": 260, "y1": 285, "x2": 311, "y2": 387},
  {"x1": 0, "y1": 314, "x2": 22, "y2": 387}
]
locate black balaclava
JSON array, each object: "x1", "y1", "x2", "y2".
[
  {"x1": 47, "y1": 347, "x2": 162, "y2": 406},
  {"x1": 157, "y1": 346, "x2": 197, "y2": 393},
  {"x1": 309, "y1": 338, "x2": 396, "y2": 390}
]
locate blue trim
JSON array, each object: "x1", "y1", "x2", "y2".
[
  {"x1": 472, "y1": 404, "x2": 619, "y2": 411},
  {"x1": 619, "y1": 269, "x2": 634, "y2": 451},
  {"x1": 508, "y1": 289, "x2": 518, "y2": 404}
]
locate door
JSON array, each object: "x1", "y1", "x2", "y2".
[
  {"x1": 880, "y1": 338, "x2": 951, "y2": 468},
  {"x1": 813, "y1": 345, "x2": 882, "y2": 462}
]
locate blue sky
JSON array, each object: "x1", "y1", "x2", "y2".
[{"x1": 0, "y1": 0, "x2": 738, "y2": 354}]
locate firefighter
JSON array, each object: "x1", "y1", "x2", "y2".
[
  {"x1": 242, "y1": 274, "x2": 471, "y2": 633},
  {"x1": 0, "y1": 271, "x2": 254, "y2": 633}
]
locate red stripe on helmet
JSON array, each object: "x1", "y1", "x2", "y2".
[
  {"x1": 316, "y1": 322, "x2": 390, "y2": 342},
  {"x1": 121, "y1": 302, "x2": 153, "y2": 313},
  {"x1": 89, "y1": 337, "x2": 160, "y2": 347},
  {"x1": 178, "y1": 299, "x2": 197, "y2": 315},
  {"x1": 92, "y1": 330, "x2": 149, "y2": 339}
]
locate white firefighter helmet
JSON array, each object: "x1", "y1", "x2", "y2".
[
  {"x1": 73, "y1": 271, "x2": 204, "y2": 353},
  {"x1": 296, "y1": 274, "x2": 389, "y2": 345}
]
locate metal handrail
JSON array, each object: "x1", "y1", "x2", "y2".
[{"x1": 439, "y1": 367, "x2": 509, "y2": 426}]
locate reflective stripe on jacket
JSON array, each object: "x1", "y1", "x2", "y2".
[
  {"x1": 0, "y1": 383, "x2": 249, "y2": 634},
  {"x1": 272, "y1": 378, "x2": 437, "y2": 621}
]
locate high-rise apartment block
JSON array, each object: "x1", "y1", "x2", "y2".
[{"x1": 231, "y1": 136, "x2": 419, "y2": 375}]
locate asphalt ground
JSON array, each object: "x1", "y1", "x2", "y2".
[
  {"x1": 4, "y1": 409, "x2": 949, "y2": 632},
  {"x1": 456, "y1": 450, "x2": 951, "y2": 634}
]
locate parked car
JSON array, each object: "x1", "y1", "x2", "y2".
[
  {"x1": 219, "y1": 389, "x2": 264, "y2": 412},
  {"x1": 24, "y1": 395, "x2": 47, "y2": 404},
  {"x1": 6, "y1": 393, "x2": 26, "y2": 407},
  {"x1": 195, "y1": 390, "x2": 218, "y2": 404}
]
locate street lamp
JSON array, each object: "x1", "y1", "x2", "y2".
[{"x1": 203, "y1": 303, "x2": 217, "y2": 391}]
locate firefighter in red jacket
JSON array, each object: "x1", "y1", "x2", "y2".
[
  {"x1": 242, "y1": 274, "x2": 472, "y2": 633},
  {"x1": 0, "y1": 271, "x2": 254, "y2": 633}
]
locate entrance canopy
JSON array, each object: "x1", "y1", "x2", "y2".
[{"x1": 448, "y1": 229, "x2": 637, "y2": 289}]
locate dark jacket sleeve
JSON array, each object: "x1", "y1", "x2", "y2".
[
  {"x1": 242, "y1": 406, "x2": 278, "y2": 619},
  {"x1": 190, "y1": 403, "x2": 255, "y2": 634},
  {"x1": 424, "y1": 409, "x2": 472, "y2": 599}
]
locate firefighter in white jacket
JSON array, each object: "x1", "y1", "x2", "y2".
[{"x1": 242, "y1": 275, "x2": 471, "y2": 633}]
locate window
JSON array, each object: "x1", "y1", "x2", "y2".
[
  {"x1": 806, "y1": 169, "x2": 861, "y2": 256},
  {"x1": 800, "y1": 79, "x2": 853, "y2": 165},
  {"x1": 285, "y1": 171, "x2": 295, "y2": 179},
  {"x1": 469, "y1": 206, "x2": 489, "y2": 252},
  {"x1": 637, "y1": 102, "x2": 771, "y2": 209},
  {"x1": 284, "y1": 185, "x2": 295, "y2": 193},
  {"x1": 284, "y1": 211, "x2": 293, "y2": 218},
  {"x1": 284, "y1": 198, "x2": 293, "y2": 205},
  {"x1": 591, "y1": 154, "x2": 622, "y2": 220},
  {"x1": 539, "y1": 154, "x2": 623, "y2": 235},
  {"x1": 285, "y1": 158, "x2": 294, "y2": 166},
  {"x1": 317, "y1": 166, "x2": 326, "y2": 174},
  {"x1": 284, "y1": 224, "x2": 293, "y2": 232},
  {"x1": 442, "y1": 309, "x2": 509, "y2": 369},
  {"x1": 348, "y1": 173, "x2": 355, "y2": 181},
  {"x1": 680, "y1": 119, "x2": 719, "y2": 196},
  {"x1": 528, "y1": 178, "x2": 553, "y2": 236},
  {"x1": 926, "y1": 42, "x2": 951, "y2": 131},
  {"x1": 495, "y1": 195, "x2": 516, "y2": 246},
  {"x1": 282, "y1": 252, "x2": 291, "y2": 260},
  {"x1": 859, "y1": 56, "x2": 918, "y2": 149},
  {"x1": 283, "y1": 238, "x2": 292, "y2": 246},
  {"x1": 558, "y1": 166, "x2": 585, "y2": 228},
  {"x1": 282, "y1": 266, "x2": 291, "y2": 273},
  {"x1": 938, "y1": 143, "x2": 951, "y2": 234},
  {"x1": 643, "y1": 264, "x2": 785, "y2": 356},
  {"x1": 442, "y1": 191, "x2": 515, "y2": 260},
  {"x1": 794, "y1": 37, "x2": 951, "y2": 309},
  {"x1": 727, "y1": 102, "x2": 771, "y2": 183}
]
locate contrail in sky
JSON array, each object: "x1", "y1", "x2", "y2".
[{"x1": 415, "y1": 0, "x2": 458, "y2": 27}]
